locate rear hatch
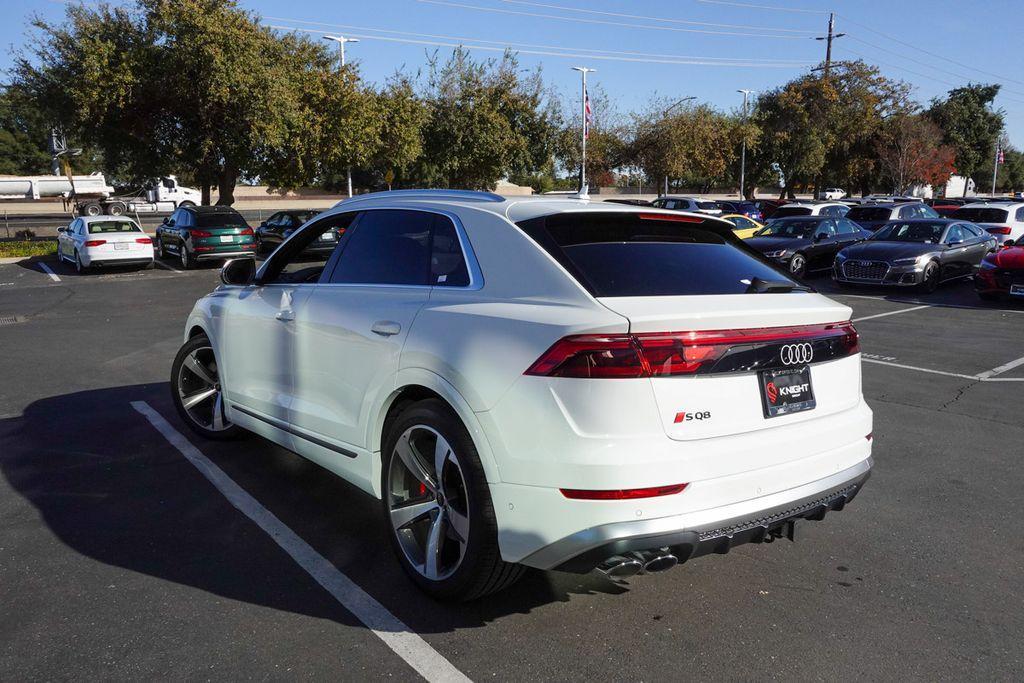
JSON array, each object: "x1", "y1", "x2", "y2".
[
  {"x1": 516, "y1": 209, "x2": 862, "y2": 445},
  {"x1": 85, "y1": 220, "x2": 152, "y2": 255},
  {"x1": 193, "y1": 212, "x2": 254, "y2": 249}
]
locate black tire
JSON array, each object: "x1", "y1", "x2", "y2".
[
  {"x1": 977, "y1": 291, "x2": 999, "y2": 302},
  {"x1": 180, "y1": 243, "x2": 196, "y2": 269},
  {"x1": 178, "y1": 201, "x2": 196, "y2": 209},
  {"x1": 106, "y1": 201, "x2": 127, "y2": 216},
  {"x1": 80, "y1": 202, "x2": 102, "y2": 217},
  {"x1": 74, "y1": 250, "x2": 89, "y2": 274},
  {"x1": 170, "y1": 334, "x2": 242, "y2": 440},
  {"x1": 918, "y1": 261, "x2": 940, "y2": 293},
  {"x1": 788, "y1": 252, "x2": 807, "y2": 279},
  {"x1": 381, "y1": 399, "x2": 525, "y2": 601},
  {"x1": 155, "y1": 235, "x2": 168, "y2": 259}
]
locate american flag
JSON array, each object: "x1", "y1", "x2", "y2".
[
  {"x1": 997, "y1": 145, "x2": 1005, "y2": 164},
  {"x1": 584, "y1": 88, "x2": 592, "y2": 140}
]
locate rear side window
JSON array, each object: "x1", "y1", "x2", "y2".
[
  {"x1": 772, "y1": 206, "x2": 812, "y2": 217},
  {"x1": 516, "y1": 212, "x2": 799, "y2": 297},
  {"x1": 430, "y1": 216, "x2": 470, "y2": 287},
  {"x1": 953, "y1": 207, "x2": 1009, "y2": 223},
  {"x1": 1016, "y1": 207, "x2": 1024, "y2": 221}
]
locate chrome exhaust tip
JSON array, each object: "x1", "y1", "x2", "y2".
[
  {"x1": 596, "y1": 556, "x2": 643, "y2": 579},
  {"x1": 641, "y1": 553, "x2": 678, "y2": 573}
]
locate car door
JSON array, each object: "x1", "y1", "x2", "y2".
[
  {"x1": 940, "y1": 224, "x2": 969, "y2": 278},
  {"x1": 957, "y1": 223, "x2": 989, "y2": 273},
  {"x1": 58, "y1": 219, "x2": 75, "y2": 259},
  {"x1": 257, "y1": 212, "x2": 280, "y2": 245},
  {"x1": 288, "y1": 209, "x2": 436, "y2": 485},
  {"x1": 834, "y1": 217, "x2": 864, "y2": 249},
  {"x1": 808, "y1": 219, "x2": 839, "y2": 269}
]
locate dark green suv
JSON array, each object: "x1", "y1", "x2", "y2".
[{"x1": 155, "y1": 205, "x2": 256, "y2": 269}]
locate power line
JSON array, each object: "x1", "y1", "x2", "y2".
[
  {"x1": 268, "y1": 24, "x2": 814, "y2": 67},
  {"x1": 264, "y1": 16, "x2": 814, "y2": 64},
  {"x1": 498, "y1": 0, "x2": 818, "y2": 33},
  {"x1": 415, "y1": 0, "x2": 812, "y2": 39},
  {"x1": 695, "y1": 0, "x2": 831, "y2": 14}
]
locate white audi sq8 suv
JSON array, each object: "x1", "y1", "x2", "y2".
[{"x1": 171, "y1": 190, "x2": 873, "y2": 600}]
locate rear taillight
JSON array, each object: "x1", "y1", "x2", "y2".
[
  {"x1": 190, "y1": 230, "x2": 213, "y2": 238},
  {"x1": 560, "y1": 483, "x2": 688, "y2": 500},
  {"x1": 136, "y1": 237, "x2": 152, "y2": 244},
  {"x1": 987, "y1": 226, "x2": 1012, "y2": 235},
  {"x1": 84, "y1": 239, "x2": 106, "y2": 247},
  {"x1": 240, "y1": 227, "x2": 254, "y2": 236},
  {"x1": 525, "y1": 322, "x2": 859, "y2": 378}
]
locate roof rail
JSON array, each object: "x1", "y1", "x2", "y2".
[{"x1": 334, "y1": 189, "x2": 506, "y2": 207}]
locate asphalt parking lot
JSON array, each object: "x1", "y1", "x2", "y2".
[{"x1": 1, "y1": 257, "x2": 1022, "y2": 680}]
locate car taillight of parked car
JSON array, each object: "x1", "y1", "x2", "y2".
[
  {"x1": 136, "y1": 237, "x2": 152, "y2": 244},
  {"x1": 190, "y1": 230, "x2": 213, "y2": 238},
  {"x1": 525, "y1": 322, "x2": 859, "y2": 378},
  {"x1": 240, "y1": 227, "x2": 254, "y2": 236},
  {"x1": 987, "y1": 226, "x2": 1012, "y2": 235},
  {"x1": 84, "y1": 239, "x2": 106, "y2": 247}
]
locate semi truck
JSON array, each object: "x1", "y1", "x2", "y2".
[{"x1": 0, "y1": 173, "x2": 201, "y2": 216}]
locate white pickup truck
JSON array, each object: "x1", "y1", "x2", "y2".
[{"x1": 0, "y1": 173, "x2": 201, "y2": 216}]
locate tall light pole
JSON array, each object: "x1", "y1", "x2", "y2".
[
  {"x1": 737, "y1": 89, "x2": 754, "y2": 199},
  {"x1": 323, "y1": 35, "x2": 360, "y2": 198},
  {"x1": 660, "y1": 96, "x2": 696, "y2": 196},
  {"x1": 571, "y1": 66, "x2": 595, "y2": 195}
]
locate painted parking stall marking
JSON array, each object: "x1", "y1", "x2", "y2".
[
  {"x1": 38, "y1": 262, "x2": 61, "y2": 282},
  {"x1": 852, "y1": 304, "x2": 930, "y2": 322},
  {"x1": 130, "y1": 401, "x2": 471, "y2": 683}
]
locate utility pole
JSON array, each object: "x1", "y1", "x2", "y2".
[
  {"x1": 659, "y1": 96, "x2": 695, "y2": 196},
  {"x1": 992, "y1": 142, "x2": 1002, "y2": 195},
  {"x1": 737, "y1": 90, "x2": 753, "y2": 199},
  {"x1": 323, "y1": 35, "x2": 360, "y2": 197},
  {"x1": 571, "y1": 66, "x2": 595, "y2": 195},
  {"x1": 814, "y1": 13, "x2": 846, "y2": 80}
]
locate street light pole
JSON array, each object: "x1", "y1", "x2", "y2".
[
  {"x1": 737, "y1": 89, "x2": 754, "y2": 199},
  {"x1": 571, "y1": 66, "x2": 595, "y2": 195},
  {"x1": 660, "y1": 96, "x2": 695, "y2": 196},
  {"x1": 323, "y1": 35, "x2": 360, "y2": 198}
]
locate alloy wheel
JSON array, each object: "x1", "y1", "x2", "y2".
[
  {"x1": 175, "y1": 345, "x2": 231, "y2": 431},
  {"x1": 387, "y1": 425, "x2": 470, "y2": 581}
]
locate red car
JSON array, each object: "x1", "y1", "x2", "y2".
[{"x1": 976, "y1": 242, "x2": 1024, "y2": 301}]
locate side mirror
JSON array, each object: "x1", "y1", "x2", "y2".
[
  {"x1": 1004, "y1": 239, "x2": 1016, "y2": 247},
  {"x1": 221, "y1": 257, "x2": 256, "y2": 286},
  {"x1": 57, "y1": 227, "x2": 66, "y2": 233}
]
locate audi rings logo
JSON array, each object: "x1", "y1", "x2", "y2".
[{"x1": 780, "y1": 342, "x2": 814, "y2": 366}]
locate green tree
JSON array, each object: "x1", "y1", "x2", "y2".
[
  {"x1": 0, "y1": 87, "x2": 53, "y2": 175},
  {"x1": 875, "y1": 114, "x2": 955, "y2": 193},
  {"x1": 631, "y1": 101, "x2": 735, "y2": 193},
  {"x1": 927, "y1": 84, "x2": 1004, "y2": 196}
]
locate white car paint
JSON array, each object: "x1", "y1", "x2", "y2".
[
  {"x1": 57, "y1": 216, "x2": 154, "y2": 269},
  {"x1": 819, "y1": 188, "x2": 846, "y2": 200},
  {"x1": 182, "y1": 190, "x2": 873, "y2": 574},
  {"x1": 773, "y1": 202, "x2": 850, "y2": 218},
  {"x1": 954, "y1": 202, "x2": 1024, "y2": 245}
]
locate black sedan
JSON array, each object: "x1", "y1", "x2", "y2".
[
  {"x1": 254, "y1": 210, "x2": 323, "y2": 254},
  {"x1": 746, "y1": 216, "x2": 872, "y2": 278},
  {"x1": 833, "y1": 219, "x2": 997, "y2": 293}
]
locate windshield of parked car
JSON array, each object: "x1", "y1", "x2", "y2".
[
  {"x1": 847, "y1": 206, "x2": 893, "y2": 221},
  {"x1": 516, "y1": 212, "x2": 800, "y2": 297},
  {"x1": 870, "y1": 222, "x2": 945, "y2": 243},
  {"x1": 195, "y1": 212, "x2": 248, "y2": 228},
  {"x1": 771, "y1": 206, "x2": 813, "y2": 217},
  {"x1": 952, "y1": 207, "x2": 1009, "y2": 223},
  {"x1": 87, "y1": 221, "x2": 142, "y2": 234},
  {"x1": 755, "y1": 219, "x2": 817, "y2": 238}
]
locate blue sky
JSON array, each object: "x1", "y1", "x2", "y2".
[{"x1": 4, "y1": 0, "x2": 1024, "y2": 145}]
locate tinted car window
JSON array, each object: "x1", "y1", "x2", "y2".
[
  {"x1": 88, "y1": 221, "x2": 142, "y2": 234},
  {"x1": 431, "y1": 216, "x2": 470, "y2": 287},
  {"x1": 836, "y1": 218, "x2": 861, "y2": 235},
  {"x1": 953, "y1": 207, "x2": 1009, "y2": 223},
  {"x1": 961, "y1": 223, "x2": 983, "y2": 237},
  {"x1": 945, "y1": 225, "x2": 966, "y2": 243},
  {"x1": 261, "y1": 213, "x2": 357, "y2": 284},
  {"x1": 771, "y1": 206, "x2": 812, "y2": 217},
  {"x1": 870, "y1": 222, "x2": 945, "y2": 242},
  {"x1": 1016, "y1": 207, "x2": 1024, "y2": 221},
  {"x1": 757, "y1": 219, "x2": 818, "y2": 238},
  {"x1": 847, "y1": 207, "x2": 893, "y2": 221},
  {"x1": 516, "y1": 213, "x2": 799, "y2": 297},
  {"x1": 195, "y1": 211, "x2": 247, "y2": 228},
  {"x1": 814, "y1": 220, "x2": 837, "y2": 238},
  {"x1": 330, "y1": 210, "x2": 432, "y2": 286},
  {"x1": 697, "y1": 201, "x2": 721, "y2": 210}
]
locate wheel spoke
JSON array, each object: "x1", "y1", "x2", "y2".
[
  {"x1": 446, "y1": 506, "x2": 469, "y2": 543},
  {"x1": 185, "y1": 354, "x2": 217, "y2": 385},
  {"x1": 391, "y1": 499, "x2": 439, "y2": 531},
  {"x1": 211, "y1": 392, "x2": 225, "y2": 430},
  {"x1": 181, "y1": 387, "x2": 217, "y2": 410},
  {"x1": 433, "y1": 434, "x2": 451, "y2": 488},
  {"x1": 395, "y1": 433, "x2": 437, "y2": 494},
  {"x1": 424, "y1": 508, "x2": 446, "y2": 580}
]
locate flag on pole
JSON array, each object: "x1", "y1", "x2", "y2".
[
  {"x1": 584, "y1": 88, "x2": 592, "y2": 140},
  {"x1": 997, "y1": 145, "x2": 1005, "y2": 164}
]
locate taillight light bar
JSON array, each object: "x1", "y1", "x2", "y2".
[
  {"x1": 190, "y1": 230, "x2": 213, "y2": 238},
  {"x1": 239, "y1": 227, "x2": 254, "y2": 236},
  {"x1": 84, "y1": 239, "x2": 106, "y2": 247},
  {"x1": 987, "y1": 226, "x2": 1012, "y2": 235},
  {"x1": 136, "y1": 237, "x2": 153, "y2": 244},
  {"x1": 525, "y1": 322, "x2": 859, "y2": 378},
  {"x1": 560, "y1": 483, "x2": 688, "y2": 500}
]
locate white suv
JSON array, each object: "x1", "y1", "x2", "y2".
[
  {"x1": 952, "y1": 202, "x2": 1024, "y2": 245},
  {"x1": 171, "y1": 190, "x2": 873, "y2": 600}
]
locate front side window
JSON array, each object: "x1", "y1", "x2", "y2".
[
  {"x1": 945, "y1": 225, "x2": 966, "y2": 243},
  {"x1": 328, "y1": 210, "x2": 434, "y2": 286},
  {"x1": 814, "y1": 220, "x2": 837, "y2": 239},
  {"x1": 836, "y1": 218, "x2": 860, "y2": 235},
  {"x1": 260, "y1": 213, "x2": 357, "y2": 284}
]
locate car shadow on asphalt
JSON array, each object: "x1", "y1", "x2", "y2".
[
  {"x1": 812, "y1": 274, "x2": 1021, "y2": 311},
  {"x1": 1, "y1": 383, "x2": 629, "y2": 635}
]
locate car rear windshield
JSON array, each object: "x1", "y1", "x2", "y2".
[
  {"x1": 516, "y1": 212, "x2": 799, "y2": 297},
  {"x1": 952, "y1": 207, "x2": 1009, "y2": 223},
  {"x1": 870, "y1": 222, "x2": 945, "y2": 242},
  {"x1": 847, "y1": 207, "x2": 893, "y2": 221},
  {"x1": 88, "y1": 221, "x2": 141, "y2": 234},
  {"x1": 697, "y1": 201, "x2": 721, "y2": 210},
  {"x1": 771, "y1": 206, "x2": 812, "y2": 217},
  {"x1": 195, "y1": 212, "x2": 247, "y2": 228}
]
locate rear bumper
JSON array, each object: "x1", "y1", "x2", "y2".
[
  {"x1": 521, "y1": 457, "x2": 871, "y2": 572},
  {"x1": 82, "y1": 254, "x2": 153, "y2": 267},
  {"x1": 194, "y1": 249, "x2": 256, "y2": 261}
]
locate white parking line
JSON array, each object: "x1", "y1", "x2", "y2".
[
  {"x1": 852, "y1": 305, "x2": 930, "y2": 322},
  {"x1": 38, "y1": 262, "x2": 61, "y2": 282},
  {"x1": 130, "y1": 401, "x2": 469, "y2": 683},
  {"x1": 154, "y1": 260, "x2": 183, "y2": 273},
  {"x1": 862, "y1": 358, "x2": 1024, "y2": 382},
  {"x1": 978, "y1": 354, "x2": 1024, "y2": 380},
  {"x1": 836, "y1": 293, "x2": 1024, "y2": 314}
]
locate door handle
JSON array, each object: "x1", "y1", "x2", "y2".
[{"x1": 371, "y1": 320, "x2": 401, "y2": 337}]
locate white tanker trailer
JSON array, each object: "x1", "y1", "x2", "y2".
[{"x1": 0, "y1": 173, "x2": 201, "y2": 216}]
